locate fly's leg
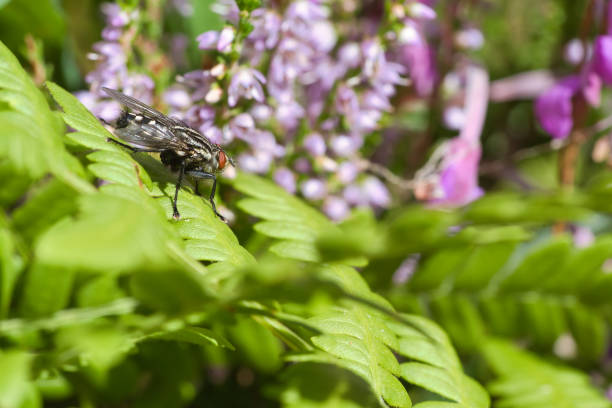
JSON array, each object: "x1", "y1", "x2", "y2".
[
  {"x1": 186, "y1": 170, "x2": 226, "y2": 222},
  {"x1": 106, "y1": 137, "x2": 138, "y2": 152},
  {"x1": 194, "y1": 180, "x2": 199, "y2": 196},
  {"x1": 173, "y1": 164, "x2": 185, "y2": 219}
]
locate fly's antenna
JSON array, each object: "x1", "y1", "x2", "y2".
[{"x1": 226, "y1": 152, "x2": 236, "y2": 167}]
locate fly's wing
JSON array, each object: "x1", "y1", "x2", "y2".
[
  {"x1": 102, "y1": 87, "x2": 217, "y2": 154},
  {"x1": 114, "y1": 120, "x2": 189, "y2": 152},
  {"x1": 102, "y1": 87, "x2": 185, "y2": 128},
  {"x1": 102, "y1": 87, "x2": 191, "y2": 152}
]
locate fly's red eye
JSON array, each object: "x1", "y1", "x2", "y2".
[{"x1": 218, "y1": 151, "x2": 227, "y2": 170}]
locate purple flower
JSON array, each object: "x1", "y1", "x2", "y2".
[
  {"x1": 203, "y1": 126, "x2": 223, "y2": 144},
  {"x1": 294, "y1": 157, "x2": 312, "y2": 173},
  {"x1": 123, "y1": 74, "x2": 154, "y2": 104},
  {"x1": 398, "y1": 21, "x2": 421, "y2": 45},
  {"x1": 443, "y1": 106, "x2": 466, "y2": 130},
  {"x1": 393, "y1": 255, "x2": 419, "y2": 285},
  {"x1": 197, "y1": 31, "x2": 219, "y2": 50},
  {"x1": 102, "y1": 27, "x2": 122, "y2": 41},
  {"x1": 226, "y1": 113, "x2": 255, "y2": 141},
  {"x1": 94, "y1": 100, "x2": 122, "y2": 122},
  {"x1": 75, "y1": 91, "x2": 97, "y2": 111},
  {"x1": 285, "y1": 1, "x2": 328, "y2": 25},
  {"x1": 336, "y1": 161, "x2": 358, "y2": 184},
  {"x1": 535, "y1": 76, "x2": 579, "y2": 139},
  {"x1": 582, "y1": 71, "x2": 602, "y2": 107},
  {"x1": 431, "y1": 137, "x2": 483, "y2": 207},
  {"x1": 301, "y1": 179, "x2": 327, "y2": 200},
  {"x1": 362, "y1": 90, "x2": 392, "y2": 112},
  {"x1": 217, "y1": 27, "x2": 236, "y2": 53},
  {"x1": 275, "y1": 100, "x2": 305, "y2": 130},
  {"x1": 338, "y1": 43, "x2": 361, "y2": 68},
  {"x1": 250, "y1": 104, "x2": 273, "y2": 122},
  {"x1": 310, "y1": 20, "x2": 337, "y2": 52},
  {"x1": 330, "y1": 135, "x2": 362, "y2": 157},
  {"x1": 593, "y1": 35, "x2": 612, "y2": 85},
  {"x1": 269, "y1": 38, "x2": 315, "y2": 85},
  {"x1": 564, "y1": 38, "x2": 585, "y2": 65},
  {"x1": 274, "y1": 167, "x2": 297, "y2": 193},
  {"x1": 91, "y1": 42, "x2": 126, "y2": 70},
  {"x1": 323, "y1": 196, "x2": 349, "y2": 221},
  {"x1": 407, "y1": 2, "x2": 436, "y2": 20},
  {"x1": 228, "y1": 68, "x2": 267, "y2": 107},
  {"x1": 179, "y1": 70, "x2": 214, "y2": 101},
  {"x1": 401, "y1": 42, "x2": 436, "y2": 96},
  {"x1": 211, "y1": 0, "x2": 240, "y2": 25},
  {"x1": 101, "y1": 3, "x2": 131, "y2": 27},
  {"x1": 455, "y1": 28, "x2": 484, "y2": 50},
  {"x1": 239, "y1": 152, "x2": 273, "y2": 174},
  {"x1": 164, "y1": 86, "x2": 191, "y2": 109},
  {"x1": 303, "y1": 133, "x2": 326, "y2": 156},
  {"x1": 335, "y1": 84, "x2": 359, "y2": 116},
  {"x1": 362, "y1": 40, "x2": 407, "y2": 89},
  {"x1": 363, "y1": 177, "x2": 391, "y2": 208},
  {"x1": 343, "y1": 184, "x2": 368, "y2": 206},
  {"x1": 249, "y1": 9, "x2": 282, "y2": 50},
  {"x1": 572, "y1": 226, "x2": 594, "y2": 248},
  {"x1": 171, "y1": 0, "x2": 193, "y2": 16},
  {"x1": 252, "y1": 130, "x2": 285, "y2": 157}
]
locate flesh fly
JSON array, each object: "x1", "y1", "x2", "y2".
[{"x1": 101, "y1": 87, "x2": 233, "y2": 221}]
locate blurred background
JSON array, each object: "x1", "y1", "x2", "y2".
[
  {"x1": 3, "y1": 0, "x2": 602, "y2": 207},
  {"x1": 4, "y1": 1, "x2": 612, "y2": 407}
]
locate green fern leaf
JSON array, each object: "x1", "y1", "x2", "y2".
[
  {"x1": 233, "y1": 172, "x2": 364, "y2": 262},
  {"x1": 143, "y1": 326, "x2": 235, "y2": 350},
  {"x1": 46, "y1": 82, "x2": 148, "y2": 190},
  {"x1": 0, "y1": 227, "x2": 24, "y2": 318},
  {"x1": 10, "y1": 179, "x2": 78, "y2": 244},
  {"x1": 0, "y1": 42, "x2": 92, "y2": 193},
  {"x1": 484, "y1": 339, "x2": 611, "y2": 408},
  {"x1": 0, "y1": 350, "x2": 34, "y2": 408},
  {"x1": 233, "y1": 174, "x2": 487, "y2": 407}
]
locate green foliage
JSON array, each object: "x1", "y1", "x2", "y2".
[
  {"x1": 473, "y1": 0, "x2": 566, "y2": 77},
  {"x1": 0, "y1": 42, "x2": 488, "y2": 408},
  {"x1": 0, "y1": 0, "x2": 65, "y2": 54},
  {"x1": 234, "y1": 174, "x2": 488, "y2": 407},
  {"x1": 0, "y1": 41, "x2": 91, "y2": 192},
  {"x1": 484, "y1": 339, "x2": 611, "y2": 408}
]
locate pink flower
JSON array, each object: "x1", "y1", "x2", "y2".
[
  {"x1": 534, "y1": 76, "x2": 579, "y2": 139},
  {"x1": 434, "y1": 138, "x2": 483, "y2": 206},
  {"x1": 593, "y1": 35, "x2": 612, "y2": 85},
  {"x1": 401, "y1": 42, "x2": 436, "y2": 96},
  {"x1": 534, "y1": 72, "x2": 601, "y2": 139}
]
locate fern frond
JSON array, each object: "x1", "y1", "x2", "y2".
[
  {"x1": 484, "y1": 339, "x2": 611, "y2": 408},
  {"x1": 391, "y1": 234, "x2": 611, "y2": 362},
  {"x1": 0, "y1": 42, "x2": 92, "y2": 193},
  {"x1": 234, "y1": 173, "x2": 488, "y2": 408}
]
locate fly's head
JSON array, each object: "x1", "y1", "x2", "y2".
[{"x1": 214, "y1": 145, "x2": 234, "y2": 172}]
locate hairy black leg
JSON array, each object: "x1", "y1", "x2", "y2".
[
  {"x1": 173, "y1": 164, "x2": 185, "y2": 219},
  {"x1": 107, "y1": 137, "x2": 157, "y2": 153},
  {"x1": 186, "y1": 170, "x2": 226, "y2": 222},
  {"x1": 98, "y1": 117, "x2": 112, "y2": 126},
  {"x1": 106, "y1": 137, "x2": 137, "y2": 152},
  {"x1": 194, "y1": 180, "x2": 200, "y2": 196}
]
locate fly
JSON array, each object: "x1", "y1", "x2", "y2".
[{"x1": 100, "y1": 87, "x2": 233, "y2": 222}]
